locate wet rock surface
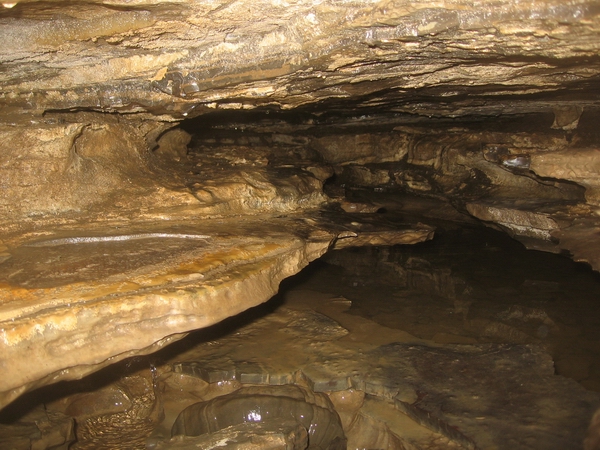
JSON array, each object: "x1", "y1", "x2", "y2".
[
  {"x1": 158, "y1": 421, "x2": 310, "y2": 450},
  {"x1": 171, "y1": 385, "x2": 346, "y2": 450},
  {"x1": 159, "y1": 305, "x2": 598, "y2": 449},
  {"x1": 376, "y1": 343, "x2": 592, "y2": 450},
  {"x1": 0, "y1": 408, "x2": 74, "y2": 450},
  {"x1": 68, "y1": 375, "x2": 163, "y2": 450}
]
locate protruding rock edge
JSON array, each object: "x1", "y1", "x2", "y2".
[{"x1": 0, "y1": 237, "x2": 333, "y2": 409}]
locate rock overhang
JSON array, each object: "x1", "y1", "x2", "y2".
[{"x1": 1, "y1": 0, "x2": 600, "y2": 122}]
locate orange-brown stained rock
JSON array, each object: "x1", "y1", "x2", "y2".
[{"x1": 0, "y1": 219, "x2": 335, "y2": 409}]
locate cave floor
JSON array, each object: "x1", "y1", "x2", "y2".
[
  {"x1": 2, "y1": 217, "x2": 600, "y2": 449},
  {"x1": 145, "y1": 226, "x2": 600, "y2": 450}
]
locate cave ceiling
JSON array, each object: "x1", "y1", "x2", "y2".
[
  {"x1": 1, "y1": 0, "x2": 600, "y2": 121},
  {"x1": 1, "y1": 0, "x2": 600, "y2": 409}
]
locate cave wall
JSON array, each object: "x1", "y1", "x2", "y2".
[
  {"x1": 1, "y1": 0, "x2": 599, "y2": 225},
  {"x1": 1, "y1": 0, "x2": 599, "y2": 240}
]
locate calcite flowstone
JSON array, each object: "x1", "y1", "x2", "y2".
[{"x1": 0, "y1": 217, "x2": 334, "y2": 409}]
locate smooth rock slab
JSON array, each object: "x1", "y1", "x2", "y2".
[
  {"x1": 0, "y1": 216, "x2": 334, "y2": 409},
  {"x1": 157, "y1": 421, "x2": 309, "y2": 450},
  {"x1": 171, "y1": 385, "x2": 346, "y2": 450},
  {"x1": 371, "y1": 343, "x2": 600, "y2": 450}
]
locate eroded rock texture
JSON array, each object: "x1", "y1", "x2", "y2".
[{"x1": 0, "y1": 0, "x2": 599, "y2": 413}]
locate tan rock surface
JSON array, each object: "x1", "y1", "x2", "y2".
[
  {"x1": 530, "y1": 149, "x2": 600, "y2": 205},
  {"x1": 0, "y1": 214, "x2": 336, "y2": 408},
  {"x1": 1, "y1": 0, "x2": 599, "y2": 121}
]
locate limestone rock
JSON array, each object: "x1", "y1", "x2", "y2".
[
  {"x1": 466, "y1": 202, "x2": 559, "y2": 240},
  {"x1": 154, "y1": 128, "x2": 192, "y2": 162},
  {"x1": 0, "y1": 218, "x2": 335, "y2": 408},
  {"x1": 311, "y1": 133, "x2": 409, "y2": 166},
  {"x1": 338, "y1": 200, "x2": 382, "y2": 214},
  {"x1": 171, "y1": 385, "x2": 346, "y2": 449},
  {"x1": 1, "y1": 0, "x2": 599, "y2": 121},
  {"x1": 552, "y1": 106, "x2": 584, "y2": 131},
  {"x1": 0, "y1": 407, "x2": 75, "y2": 450},
  {"x1": 585, "y1": 408, "x2": 600, "y2": 450},
  {"x1": 158, "y1": 422, "x2": 309, "y2": 450},
  {"x1": 333, "y1": 225, "x2": 434, "y2": 249},
  {"x1": 0, "y1": 120, "x2": 196, "y2": 223},
  {"x1": 167, "y1": 302, "x2": 600, "y2": 449},
  {"x1": 530, "y1": 148, "x2": 600, "y2": 206}
]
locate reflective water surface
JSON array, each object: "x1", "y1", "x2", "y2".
[{"x1": 304, "y1": 224, "x2": 600, "y2": 392}]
